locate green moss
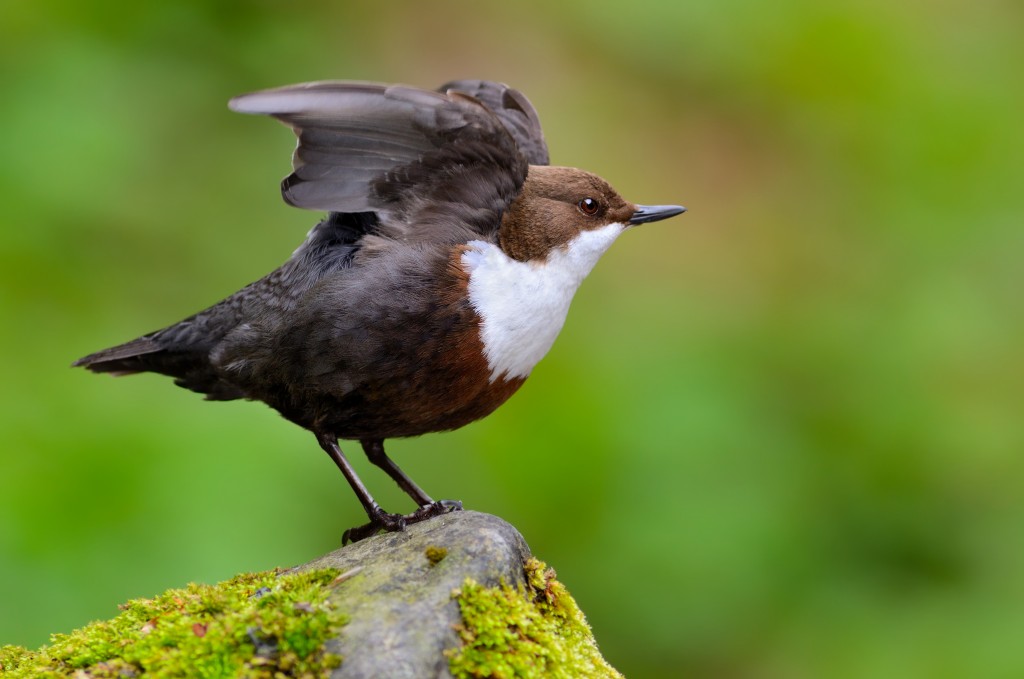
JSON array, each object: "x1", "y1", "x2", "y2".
[
  {"x1": 424, "y1": 545, "x2": 449, "y2": 566},
  {"x1": 447, "y1": 558, "x2": 622, "y2": 679},
  {"x1": 0, "y1": 569, "x2": 345, "y2": 678}
]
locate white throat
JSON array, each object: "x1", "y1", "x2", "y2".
[{"x1": 461, "y1": 222, "x2": 627, "y2": 381}]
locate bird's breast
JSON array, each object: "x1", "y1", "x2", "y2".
[
  {"x1": 456, "y1": 222, "x2": 626, "y2": 382},
  {"x1": 458, "y1": 239, "x2": 588, "y2": 382}
]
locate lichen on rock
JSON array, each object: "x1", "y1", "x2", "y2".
[
  {"x1": 0, "y1": 569, "x2": 346, "y2": 678},
  {"x1": 446, "y1": 557, "x2": 623, "y2": 679},
  {"x1": 425, "y1": 545, "x2": 449, "y2": 566}
]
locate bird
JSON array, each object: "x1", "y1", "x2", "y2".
[{"x1": 74, "y1": 80, "x2": 686, "y2": 543}]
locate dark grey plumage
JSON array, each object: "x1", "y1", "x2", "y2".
[
  {"x1": 437, "y1": 80, "x2": 550, "y2": 165},
  {"x1": 234, "y1": 81, "x2": 545, "y2": 236},
  {"x1": 74, "y1": 81, "x2": 549, "y2": 408}
]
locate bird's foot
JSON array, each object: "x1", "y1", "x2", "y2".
[
  {"x1": 341, "y1": 500, "x2": 463, "y2": 545},
  {"x1": 342, "y1": 506, "x2": 406, "y2": 545},
  {"x1": 407, "y1": 499, "x2": 463, "y2": 523}
]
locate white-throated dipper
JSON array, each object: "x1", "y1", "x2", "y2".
[{"x1": 74, "y1": 80, "x2": 686, "y2": 543}]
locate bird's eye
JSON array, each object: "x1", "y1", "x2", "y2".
[{"x1": 577, "y1": 197, "x2": 600, "y2": 216}]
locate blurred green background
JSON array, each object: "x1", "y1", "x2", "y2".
[{"x1": 2, "y1": 1, "x2": 1022, "y2": 676}]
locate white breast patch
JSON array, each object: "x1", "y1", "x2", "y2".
[{"x1": 461, "y1": 222, "x2": 626, "y2": 381}]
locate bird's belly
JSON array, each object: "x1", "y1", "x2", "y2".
[
  {"x1": 382, "y1": 368, "x2": 526, "y2": 437},
  {"x1": 267, "y1": 284, "x2": 527, "y2": 440},
  {"x1": 307, "y1": 344, "x2": 526, "y2": 440},
  {"x1": 253, "y1": 243, "x2": 556, "y2": 440}
]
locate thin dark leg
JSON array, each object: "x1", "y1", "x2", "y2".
[
  {"x1": 316, "y1": 433, "x2": 462, "y2": 544},
  {"x1": 360, "y1": 438, "x2": 462, "y2": 524},
  {"x1": 316, "y1": 432, "x2": 381, "y2": 515},
  {"x1": 361, "y1": 439, "x2": 435, "y2": 506},
  {"x1": 315, "y1": 432, "x2": 406, "y2": 543}
]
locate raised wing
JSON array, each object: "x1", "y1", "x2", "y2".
[
  {"x1": 229, "y1": 81, "x2": 533, "y2": 239},
  {"x1": 439, "y1": 80, "x2": 549, "y2": 165}
]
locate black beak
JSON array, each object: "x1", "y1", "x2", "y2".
[{"x1": 629, "y1": 204, "x2": 687, "y2": 225}]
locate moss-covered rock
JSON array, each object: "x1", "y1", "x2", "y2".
[
  {"x1": 0, "y1": 569, "x2": 345, "y2": 678},
  {"x1": 1, "y1": 512, "x2": 621, "y2": 678},
  {"x1": 447, "y1": 557, "x2": 622, "y2": 679},
  {"x1": 297, "y1": 510, "x2": 534, "y2": 678}
]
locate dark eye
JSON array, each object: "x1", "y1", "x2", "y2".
[{"x1": 577, "y1": 197, "x2": 600, "y2": 216}]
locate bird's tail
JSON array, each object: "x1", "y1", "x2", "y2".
[
  {"x1": 73, "y1": 331, "x2": 243, "y2": 401},
  {"x1": 72, "y1": 335, "x2": 163, "y2": 376}
]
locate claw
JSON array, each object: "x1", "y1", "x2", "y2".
[
  {"x1": 407, "y1": 499, "x2": 462, "y2": 522},
  {"x1": 341, "y1": 500, "x2": 462, "y2": 545}
]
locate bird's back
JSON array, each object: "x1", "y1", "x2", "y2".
[{"x1": 73, "y1": 212, "x2": 376, "y2": 400}]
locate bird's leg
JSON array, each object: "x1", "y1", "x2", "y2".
[
  {"x1": 361, "y1": 438, "x2": 463, "y2": 518},
  {"x1": 361, "y1": 439, "x2": 434, "y2": 505},
  {"x1": 315, "y1": 432, "x2": 407, "y2": 544}
]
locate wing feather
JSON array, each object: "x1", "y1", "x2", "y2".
[
  {"x1": 229, "y1": 81, "x2": 536, "y2": 239},
  {"x1": 439, "y1": 80, "x2": 549, "y2": 165}
]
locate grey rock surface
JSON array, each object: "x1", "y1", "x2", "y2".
[{"x1": 292, "y1": 510, "x2": 533, "y2": 679}]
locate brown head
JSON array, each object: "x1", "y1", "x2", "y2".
[{"x1": 497, "y1": 165, "x2": 685, "y2": 262}]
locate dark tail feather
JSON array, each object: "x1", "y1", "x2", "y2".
[
  {"x1": 73, "y1": 335, "x2": 243, "y2": 401},
  {"x1": 72, "y1": 336, "x2": 163, "y2": 375}
]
